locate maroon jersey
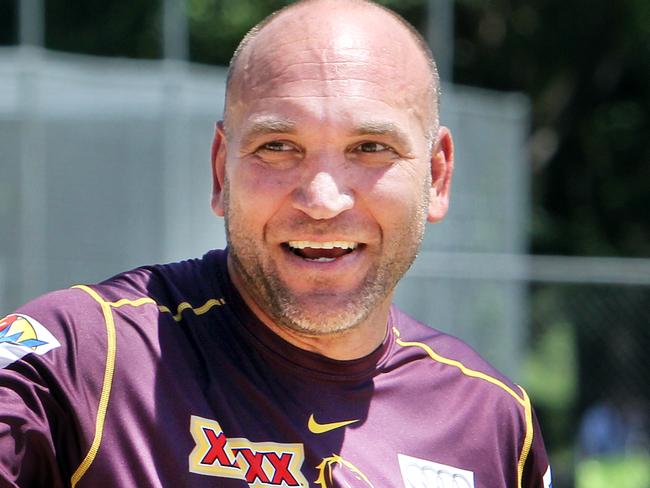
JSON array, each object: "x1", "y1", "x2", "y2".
[{"x1": 0, "y1": 249, "x2": 551, "y2": 488}]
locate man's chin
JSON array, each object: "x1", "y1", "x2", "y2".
[{"x1": 272, "y1": 300, "x2": 371, "y2": 337}]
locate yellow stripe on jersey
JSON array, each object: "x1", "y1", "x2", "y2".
[
  {"x1": 157, "y1": 298, "x2": 226, "y2": 322},
  {"x1": 393, "y1": 326, "x2": 536, "y2": 488},
  {"x1": 516, "y1": 386, "x2": 534, "y2": 488},
  {"x1": 102, "y1": 296, "x2": 226, "y2": 322},
  {"x1": 70, "y1": 285, "x2": 118, "y2": 488},
  {"x1": 109, "y1": 297, "x2": 157, "y2": 308},
  {"x1": 68, "y1": 287, "x2": 226, "y2": 486},
  {"x1": 393, "y1": 327, "x2": 525, "y2": 406}
]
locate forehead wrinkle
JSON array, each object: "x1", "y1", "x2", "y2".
[
  {"x1": 254, "y1": 77, "x2": 390, "y2": 86},
  {"x1": 271, "y1": 60, "x2": 371, "y2": 70},
  {"x1": 254, "y1": 45, "x2": 373, "y2": 65},
  {"x1": 245, "y1": 35, "x2": 380, "y2": 86},
  {"x1": 248, "y1": 76, "x2": 378, "y2": 93},
  {"x1": 244, "y1": 41, "x2": 406, "y2": 97},
  {"x1": 248, "y1": 62, "x2": 381, "y2": 96},
  {"x1": 237, "y1": 96, "x2": 402, "y2": 109}
]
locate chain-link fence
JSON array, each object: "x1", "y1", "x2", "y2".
[{"x1": 527, "y1": 282, "x2": 650, "y2": 488}]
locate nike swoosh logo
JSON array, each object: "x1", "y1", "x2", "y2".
[{"x1": 308, "y1": 414, "x2": 360, "y2": 434}]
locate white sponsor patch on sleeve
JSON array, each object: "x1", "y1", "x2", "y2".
[
  {"x1": 398, "y1": 453, "x2": 475, "y2": 488},
  {"x1": 0, "y1": 313, "x2": 61, "y2": 368},
  {"x1": 543, "y1": 465, "x2": 552, "y2": 488}
]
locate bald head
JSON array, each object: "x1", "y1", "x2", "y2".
[{"x1": 223, "y1": 0, "x2": 440, "y2": 142}]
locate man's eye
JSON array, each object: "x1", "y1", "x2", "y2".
[
  {"x1": 356, "y1": 142, "x2": 390, "y2": 153},
  {"x1": 261, "y1": 141, "x2": 294, "y2": 152}
]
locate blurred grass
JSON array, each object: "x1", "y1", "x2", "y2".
[{"x1": 576, "y1": 453, "x2": 650, "y2": 488}]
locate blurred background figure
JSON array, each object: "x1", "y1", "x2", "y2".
[{"x1": 1, "y1": 1, "x2": 648, "y2": 487}]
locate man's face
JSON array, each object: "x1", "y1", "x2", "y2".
[{"x1": 212, "y1": 6, "x2": 452, "y2": 336}]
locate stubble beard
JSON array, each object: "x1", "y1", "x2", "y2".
[
  {"x1": 223, "y1": 178, "x2": 429, "y2": 337},
  {"x1": 228, "y1": 245, "x2": 385, "y2": 335}
]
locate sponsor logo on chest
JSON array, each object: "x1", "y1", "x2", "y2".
[
  {"x1": 189, "y1": 415, "x2": 308, "y2": 487},
  {"x1": 189, "y1": 414, "x2": 481, "y2": 488},
  {"x1": 398, "y1": 453, "x2": 475, "y2": 488}
]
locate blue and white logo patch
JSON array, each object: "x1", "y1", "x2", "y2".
[
  {"x1": 398, "y1": 453, "x2": 475, "y2": 488},
  {"x1": 0, "y1": 313, "x2": 60, "y2": 368}
]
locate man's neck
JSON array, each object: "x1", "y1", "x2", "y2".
[
  {"x1": 259, "y1": 305, "x2": 391, "y2": 361},
  {"x1": 226, "y1": 259, "x2": 391, "y2": 361}
]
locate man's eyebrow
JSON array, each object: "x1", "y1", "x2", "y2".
[
  {"x1": 351, "y1": 121, "x2": 413, "y2": 147},
  {"x1": 239, "y1": 118, "x2": 297, "y2": 146},
  {"x1": 238, "y1": 119, "x2": 415, "y2": 150}
]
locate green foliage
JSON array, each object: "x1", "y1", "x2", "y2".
[
  {"x1": 576, "y1": 454, "x2": 650, "y2": 488},
  {"x1": 45, "y1": 0, "x2": 161, "y2": 58},
  {"x1": 524, "y1": 287, "x2": 578, "y2": 454},
  {"x1": 452, "y1": 0, "x2": 650, "y2": 257},
  {"x1": 187, "y1": 0, "x2": 292, "y2": 65},
  {"x1": 523, "y1": 319, "x2": 577, "y2": 409}
]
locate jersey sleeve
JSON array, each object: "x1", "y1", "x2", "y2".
[
  {"x1": 0, "y1": 347, "x2": 69, "y2": 487},
  {"x1": 521, "y1": 407, "x2": 552, "y2": 488},
  {"x1": 0, "y1": 288, "x2": 106, "y2": 487}
]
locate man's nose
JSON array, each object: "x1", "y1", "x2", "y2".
[{"x1": 291, "y1": 167, "x2": 354, "y2": 220}]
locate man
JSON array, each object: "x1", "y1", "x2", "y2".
[{"x1": 0, "y1": 0, "x2": 551, "y2": 486}]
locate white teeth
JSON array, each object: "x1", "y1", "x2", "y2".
[
  {"x1": 287, "y1": 240, "x2": 358, "y2": 250},
  {"x1": 310, "y1": 257, "x2": 336, "y2": 262}
]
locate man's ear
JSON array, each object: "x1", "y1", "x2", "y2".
[
  {"x1": 211, "y1": 121, "x2": 227, "y2": 217},
  {"x1": 427, "y1": 126, "x2": 454, "y2": 223}
]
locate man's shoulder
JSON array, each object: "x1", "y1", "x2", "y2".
[
  {"x1": 90, "y1": 248, "x2": 225, "y2": 304},
  {"x1": 11, "y1": 286, "x2": 102, "y2": 333},
  {"x1": 2, "y1": 249, "x2": 227, "y2": 364},
  {"x1": 9, "y1": 249, "x2": 218, "y2": 316},
  {"x1": 390, "y1": 306, "x2": 522, "y2": 399}
]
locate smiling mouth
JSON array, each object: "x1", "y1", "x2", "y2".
[{"x1": 283, "y1": 241, "x2": 360, "y2": 262}]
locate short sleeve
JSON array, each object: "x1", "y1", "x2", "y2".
[
  {"x1": 521, "y1": 408, "x2": 552, "y2": 488},
  {"x1": 0, "y1": 349, "x2": 69, "y2": 487},
  {"x1": 0, "y1": 289, "x2": 105, "y2": 487}
]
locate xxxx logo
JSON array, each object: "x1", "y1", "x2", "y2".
[{"x1": 189, "y1": 415, "x2": 308, "y2": 487}]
